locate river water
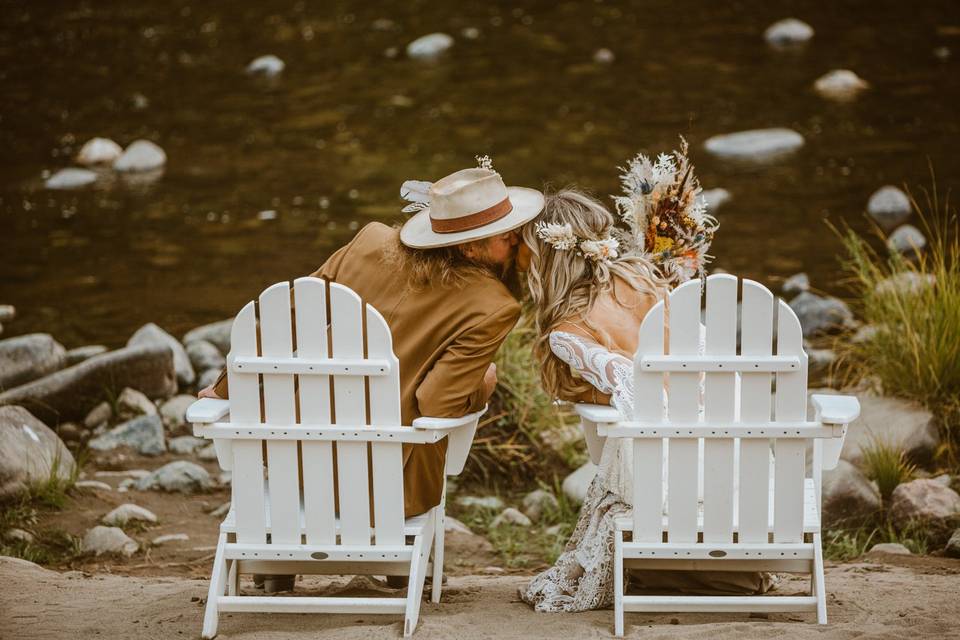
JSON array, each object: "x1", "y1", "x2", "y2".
[{"x1": 1, "y1": 1, "x2": 958, "y2": 348}]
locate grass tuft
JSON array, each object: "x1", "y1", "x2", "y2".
[{"x1": 859, "y1": 435, "x2": 916, "y2": 501}]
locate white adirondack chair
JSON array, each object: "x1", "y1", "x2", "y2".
[
  {"x1": 573, "y1": 274, "x2": 860, "y2": 635},
  {"x1": 186, "y1": 277, "x2": 485, "y2": 638}
]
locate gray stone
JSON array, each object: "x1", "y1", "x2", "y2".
[
  {"x1": 44, "y1": 168, "x2": 98, "y2": 190},
  {"x1": 0, "y1": 306, "x2": 14, "y2": 323},
  {"x1": 82, "y1": 526, "x2": 138, "y2": 557},
  {"x1": 455, "y1": 496, "x2": 504, "y2": 511},
  {"x1": 889, "y1": 479, "x2": 960, "y2": 526},
  {"x1": 764, "y1": 18, "x2": 814, "y2": 46},
  {"x1": 490, "y1": 507, "x2": 532, "y2": 528},
  {"x1": 0, "y1": 344, "x2": 176, "y2": 426},
  {"x1": 168, "y1": 435, "x2": 206, "y2": 455},
  {"x1": 813, "y1": 69, "x2": 869, "y2": 101},
  {"x1": 4, "y1": 527, "x2": 34, "y2": 543},
  {"x1": 83, "y1": 401, "x2": 112, "y2": 429},
  {"x1": 152, "y1": 533, "x2": 189, "y2": 545},
  {"x1": 593, "y1": 48, "x2": 615, "y2": 64},
  {"x1": 56, "y1": 421, "x2": 82, "y2": 443},
  {"x1": 127, "y1": 323, "x2": 194, "y2": 388},
  {"x1": 76, "y1": 138, "x2": 123, "y2": 166},
  {"x1": 782, "y1": 272, "x2": 810, "y2": 295},
  {"x1": 135, "y1": 461, "x2": 213, "y2": 493},
  {"x1": 461, "y1": 26, "x2": 480, "y2": 40},
  {"x1": 0, "y1": 333, "x2": 67, "y2": 389},
  {"x1": 183, "y1": 319, "x2": 232, "y2": 355},
  {"x1": 821, "y1": 460, "x2": 882, "y2": 526},
  {"x1": 94, "y1": 469, "x2": 150, "y2": 479},
  {"x1": 197, "y1": 369, "x2": 221, "y2": 391},
  {"x1": 209, "y1": 501, "x2": 231, "y2": 517},
  {"x1": 887, "y1": 225, "x2": 927, "y2": 257},
  {"x1": 851, "y1": 324, "x2": 879, "y2": 344},
  {"x1": 788, "y1": 291, "x2": 855, "y2": 337},
  {"x1": 444, "y1": 516, "x2": 473, "y2": 535},
  {"x1": 65, "y1": 345, "x2": 108, "y2": 366},
  {"x1": 945, "y1": 529, "x2": 960, "y2": 558},
  {"x1": 875, "y1": 272, "x2": 935, "y2": 297},
  {"x1": 75, "y1": 480, "x2": 112, "y2": 492},
  {"x1": 867, "y1": 542, "x2": 912, "y2": 556},
  {"x1": 700, "y1": 188, "x2": 731, "y2": 211},
  {"x1": 562, "y1": 462, "x2": 598, "y2": 505},
  {"x1": 88, "y1": 415, "x2": 166, "y2": 456},
  {"x1": 0, "y1": 406, "x2": 76, "y2": 499},
  {"x1": 185, "y1": 340, "x2": 224, "y2": 373},
  {"x1": 159, "y1": 395, "x2": 196, "y2": 430},
  {"x1": 807, "y1": 347, "x2": 836, "y2": 375},
  {"x1": 246, "y1": 54, "x2": 285, "y2": 76},
  {"x1": 867, "y1": 186, "x2": 912, "y2": 230},
  {"x1": 544, "y1": 524, "x2": 564, "y2": 536},
  {"x1": 218, "y1": 470, "x2": 231, "y2": 486},
  {"x1": 521, "y1": 489, "x2": 559, "y2": 523},
  {"x1": 932, "y1": 474, "x2": 952, "y2": 487},
  {"x1": 113, "y1": 140, "x2": 166, "y2": 173},
  {"x1": 407, "y1": 33, "x2": 454, "y2": 59},
  {"x1": 116, "y1": 387, "x2": 157, "y2": 420},
  {"x1": 102, "y1": 503, "x2": 158, "y2": 526},
  {"x1": 704, "y1": 128, "x2": 804, "y2": 162},
  {"x1": 196, "y1": 443, "x2": 218, "y2": 461}
]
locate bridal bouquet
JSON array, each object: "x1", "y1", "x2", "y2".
[{"x1": 612, "y1": 137, "x2": 718, "y2": 285}]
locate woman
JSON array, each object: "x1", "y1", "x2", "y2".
[{"x1": 517, "y1": 189, "x2": 773, "y2": 612}]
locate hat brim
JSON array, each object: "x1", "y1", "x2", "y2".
[{"x1": 399, "y1": 186, "x2": 544, "y2": 249}]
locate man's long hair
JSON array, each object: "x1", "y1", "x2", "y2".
[{"x1": 384, "y1": 226, "x2": 510, "y2": 291}]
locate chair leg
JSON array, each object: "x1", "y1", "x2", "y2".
[
  {"x1": 202, "y1": 532, "x2": 229, "y2": 639},
  {"x1": 404, "y1": 511, "x2": 436, "y2": 637},
  {"x1": 813, "y1": 532, "x2": 827, "y2": 624},
  {"x1": 431, "y1": 490, "x2": 445, "y2": 604},
  {"x1": 614, "y1": 529, "x2": 624, "y2": 637},
  {"x1": 227, "y1": 559, "x2": 238, "y2": 596}
]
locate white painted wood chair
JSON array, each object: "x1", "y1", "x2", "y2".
[
  {"x1": 573, "y1": 274, "x2": 860, "y2": 635},
  {"x1": 186, "y1": 277, "x2": 485, "y2": 638}
]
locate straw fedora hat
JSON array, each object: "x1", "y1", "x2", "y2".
[{"x1": 399, "y1": 168, "x2": 544, "y2": 249}]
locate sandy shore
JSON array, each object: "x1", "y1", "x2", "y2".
[{"x1": 4, "y1": 554, "x2": 960, "y2": 639}]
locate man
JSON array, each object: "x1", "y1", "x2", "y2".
[{"x1": 201, "y1": 164, "x2": 543, "y2": 519}]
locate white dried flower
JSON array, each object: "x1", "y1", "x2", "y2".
[
  {"x1": 535, "y1": 221, "x2": 577, "y2": 250},
  {"x1": 651, "y1": 152, "x2": 677, "y2": 183},
  {"x1": 579, "y1": 237, "x2": 620, "y2": 262},
  {"x1": 476, "y1": 154, "x2": 494, "y2": 170}
]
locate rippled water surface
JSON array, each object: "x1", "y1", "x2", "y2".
[{"x1": 1, "y1": 1, "x2": 958, "y2": 347}]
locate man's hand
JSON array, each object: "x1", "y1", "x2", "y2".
[
  {"x1": 482, "y1": 363, "x2": 498, "y2": 400},
  {"x1": 197, "y1": 384, "x2": 221, "y2": 400}
]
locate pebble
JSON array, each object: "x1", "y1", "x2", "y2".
[
  {"x1": 168, "y1": 435, "x2": 207, "y2": 455},
  {"x1": 135, "y1": 460, "x2": 213, "y2": 493},
  {"x1": 704, "y1": 128, "x2": 804, "y2": 161},
  {"x1": 407, "y1": 33, "x2": 454, "y2": 60},
  {"x1": 88, "y1": 414, "x2": 166, "y2": 456},
  {"x1": 84, "y1": 401, "x2": 113, "y2": 429},
  {"x1": 491, "y1": 507, "x2": 532, "y2": 528},
  {"x1": 159, "y1": 394, "x2": 197, "y2": 431},
  {"x1": 444, "y1": 516, "x2": 473, "y2": 535},
  {"x1": 94, "y1": 469, "x2": 150, "y2": 479},
  {"x1": 867, "y1": 186, "x2": 912, "y2": 230},
  {"x1": 867, "y1": 542, "x2": 912, "y2": 556},
  {"x1": 102, "y1": 503, "x2": 158, "y2": 526},
  {"x1": 196, "y1": 443, "x2": 219, "y2": 461},
  {"x1": 75, "y1": 480, "x2": 113, "y2": 492},
  {"x1": 0, "y1": 305, "x2": 15, "y2": 323},
  {"x1": 152, "y1": 533, "x2": 189, "y2": 545},
  {"x1": 521, "y1": 489, "x2": 559, "y2": 522},
  {"x1": 5, "y1": 528, "x2": 35, "y2": 543},
  {"x1": 764, "y1": 18, "x2": 814, "y2": 46},
  {"x1": 209, "y1": 501, "x2": 231, "y2": 518},
  {"x1": 593, "y1": 48, "x2": 615, "y2": 64},
  {"x1": 113, "y1": 140, "x2": 167, "y2": 173},
  {"x1": 246, "y1": 54, "x2": 285, "y2": 76},
  {"x1": 887, "y1": 224, "x2": 926, "y2": 257},
  {"x1": 562, "y1": 462, "x2": 598, "y2": 504},
  {"x1": 76, "y1": 138, "x2": 123, "y2": 165},
  {"x1": 455, "y1": 496, "x2": 504, "y2": 510},
  {"x1": 82, "y1": 526, "x2": 138, "y2": 557},
  {"x1": 813, "y1": 69, "x2": 869, "y2": 101},
  {"x1": 45, "y1": 168, "x2": 98, "y2": 190},
  {"x1": 782, "y1": 272, "x2": 810, "y2": 295},
  {"x1": 117, "y1": 387, "x2": 158, "y2": 420},
  {"x1": 461, "y1": 27, "x2": 481, "y2": 40}
]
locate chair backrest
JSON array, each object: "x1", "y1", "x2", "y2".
[
  {"x1": 226, "y1": 277, "x2": 406, "y2": 547},
  {"x1": 629, "y1": 273, "x2": 812, "y2": 545}
]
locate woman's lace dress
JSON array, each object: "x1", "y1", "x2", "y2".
[{"x1": 520, "y1": 330, "x2": 773, "y2": 612}]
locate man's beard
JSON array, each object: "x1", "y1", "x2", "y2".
[{"x1": 464, "y1": 251, "x2": 523, "y2": 300}]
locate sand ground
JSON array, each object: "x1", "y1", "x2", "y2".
[{"x1": 4, "y1": 553, "x2": 960, "y2": 640}]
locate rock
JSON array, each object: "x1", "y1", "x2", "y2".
[
  {"x1": 444, "y1": 516, "x2": 473, "y2": 535},
  {"x1": 932, "y1": 474, "x2": 952, "y2": 487},
  {"x1": 159, "y1": 394, "x2": 196, "y2": 431},
  {"x1": 88, "y1": 415, "x2": 166, "y2": 456},
  {"x1": 113, "y1": 140, "x2": 167, "y2": 173},
  {"x1": 218, "y1": 471, "x2": 231, "y2": 486},
  {"x1": 94, "y1": 469, "x2": 150, "y2": 479},
  {"x1": 764, "y1": 18, "x2": 814, "y2": 46},
  {"x1": 813, "y1": 69, "x2": 869, "y2": 101},
  {"x1": 185, "y1": 340, "x2": 224, "y2": 373},
  {"x1": 0, "y1": 306, "x2": 14, "y2": 323},
  {"x1": 704, "y1": 128, "x2": 804, "y2": 162},
  {"x1": 867, "y1": 186, "x2": 912, "y2": 230},
  {"x1": 168, "y1": 435, "x2": 206, "y2": 454},
  {"x1": 0, "y1": 406, "x2": 76, "y2": 499},
  {"x1": 183, "y1": 319, "x2": 232, "y2": 355},
  {"x1": 56, "y1": 421, "x2": 82, "y2": 443},
  {"x1": 821, "y1": 460, "x2": 882, "y2": 526},
  {"x1": 700, "y1": 188, "x2": 731, "y2": 210},
  {"x1": 491, "y1": 507, "x2": 532, "y2": 528},
  {"x1": 406, "y1": 33, "x2": 454, "y2": 60},
  {"x1": 867, "y1": 542, "x2": 912, "y2": 556},
  {"x1": 851, "y1": 324, "x2": 879, "y2": 344},
  {"x1": 257, "y1": 210, "x2": 277, "y2": 221},
  {"x1": 807, "y1": 347, "x2": 836, "y2": 375},
  {"x1": 887, "y1": 225, "x2": 927, "y2": 257},
  {"x1": 0, "y1": 333, "x2": 67, "y2": 389},
  {"x1": 521, "y1": 489, "x2": 559, "y2": 522},
  {"x1": 945, "y1": 530, "x2": 960, "y2": 558},
  {"x1": 782, "y1": 272, "x2": 810, "y2": 296},
  {"x1": 461, "y1": 27, "x2": 481, "y2": 40},
  {"x1": 82, "y1": 526, "x2": 138, "y2": 557},
  {"x1": 246, "y1": 54, "x2": 285, "y2": 76},
  {"x1": 788, "y1": 292, "x2": 854, "y2": 337},
  {"x1": 127, "y1": 323, "x2": 194, "y2": 388},
  {"x1": 4, "y1": 528, "x2": 35, "y2": 543},
  {"x1": 875, "y1": 272, "x2": 935, "y2": 297},
  {"x1": 889, "y1": 479, "x2": 960, "y2": 526},
  {"x1": 455, "y1": 496, "x2": 504, "y2": 511},
  {"x1": 562, "y1": 462, "x2": 598, "y2": 505},
  {"x1": 152, "y1": 533, "x2": 189, "y2": 545},
  {"x1": 116, "y1": 387, "x2": 157, "y2": 420},
  {"x1": 196, "y1": 369, "x2": 222, "y2": 391},
  {"x1": 0, "y1": 344, "x2": 176, "y2": 426},
  {"x1": 196, "y1": 443, "x2": 218, "y2": 461},
  {"x1": 44, "y1": 168, "x2": 98, "y2": 190},
  {"x1": 209, "y1": 501, "x2": 231, "y2": 518},
  {"x1": 593, "y1": 48, "x2": 615, "y2": 64},
  {"x1": 135, "y1": 461, "x2": 213, "y2": 493},
  {"x1": 65, "y1": 345, "x2": 108, "y2": 366},
  {"x1": 76, "y1": 138, "x2": 123, "y2": 165},
  {"x1": 75, "y1": 480, "x2": 112, "y2": 492},
  {"x1": 544, "y1": 524, "x2": 564, "y2": 536},
  {"x1": 102, "y1": 503, "x2": 158, "y2": 526},
  {"x1": 83, "y1": 402, "x2": 112, "y2": 429}
]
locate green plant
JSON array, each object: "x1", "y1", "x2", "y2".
[
  {"x1": 823, "y1": 519, "x2": 932, "y2": 561},
  {"x1": 859, "y1": 435, "x2": 916, "y2": 501}
]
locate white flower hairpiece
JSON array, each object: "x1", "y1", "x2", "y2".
[
  {"x1": 535, "y1": 222, "x2": 578, "y2": 250},
  {"x1": 476, "y1": 154, "x2": 494, "y2": 171},
  {"x1": 579, "y1": 237, "x2": 620, "y2": 262},
  {"x1": 535, "y1": 221, "x2": 620, "y2": 263}
]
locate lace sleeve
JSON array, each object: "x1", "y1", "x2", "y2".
[{"x1": 549, "y1": 331, "x2": 634, "y2": 415}]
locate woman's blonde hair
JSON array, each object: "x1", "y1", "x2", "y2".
[{"x1": 522, "y1": 188, "x2": 669, "y2": 399}]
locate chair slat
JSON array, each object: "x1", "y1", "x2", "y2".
[
  {"x1": 667, "y1": 279, "x2": 702, "y2": 423},
  {"x1": 228, "y1": 302, "x2": 266, "y2": 543},
  {"x1": 634, "y1": 303, "x2": 665, "y2": 422},
  {"x1": 293, "y1": 278, "x2": 336, "y2": 544},
  {"x1": 632, "y1": 439, "x2": 663, "y2": 541},
  {"x1": 738, "y1": 439, "x2": 771, "y2": 543},
  {"x1": 366, "y1": 305, "x2": 405, "y2": 546},
  {"x1": 258, "y1": 282, "x2": 301, "y2": 545},
  {"x1": 667, "y1": 438, "x2": 699, "y2": 542},
  {"x1": 329, "y1": 283, "x2": 371, "y2": 545},
  {"x1": 774, "y1": 439, "x2": 806, "y2": 542},
  {"x1": 775, "y1": 300, "x2": 808, "y2": 422}
]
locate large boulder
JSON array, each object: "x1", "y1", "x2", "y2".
[
  {"x1": 135, "y1": 461, "x2": 213, "y2": 493},
  {"x1": 821, "y1": 460, "x2": 881, "y2": 526},
  {"x1": 183, "y1": 319, "x2": 232, "y2": 355},
  {"x1": 82, "y1": 526, "x2": 138, "y2": 557},
  {"x1": 788, "y1": 291, "x2": 855, "y2": 337},
  {"x1": 0, "y1": 333, "x2": 67, "y2": 389},
  {"x1": 867, "y1": 186, "x2": 912, "y2": 230},
  {"x1": 65, "y1": 345, "x2": 108, "y2": 366},
  {"x1": 562, "y1": 462, "x2": 598, "y2": 505},
  {"x1": 704, "y1": 128, "x2": 804, "y2": 162},
  {"x1": 88, "y1": 415, "x2": 166, "y2": 456},
  {"x1": 0, "y1": 406, "x2": 76, "y2": 499},
  {"x1": 127, "y1": 323, "x2": 194, "y2": 388},
  {"x1": 0, "y1": 344, "x2": 176, "y2": 426},
  {"x1": 889, "y1": 479, "x2": 960, "y2": 527}
]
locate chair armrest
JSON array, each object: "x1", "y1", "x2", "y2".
[
  {"x1": 412, "y1": 406, "x2": 487, "y2": 431},
  {"x1": 186, "y1": 398, "x2": 230, "y2": 423},
  {"x1": 573, "y1": 403, "x2": 620, "y2": 424},
  {"x1": 811, "y1": 394, "x2": 860, "y2": 425},
  {"x1": 413, "y1": 406, "x2": 487, "y2": 476}
]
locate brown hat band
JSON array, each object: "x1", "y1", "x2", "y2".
[{"x1": 430, "y1": 197, "x2": 513, "y2": 234}]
